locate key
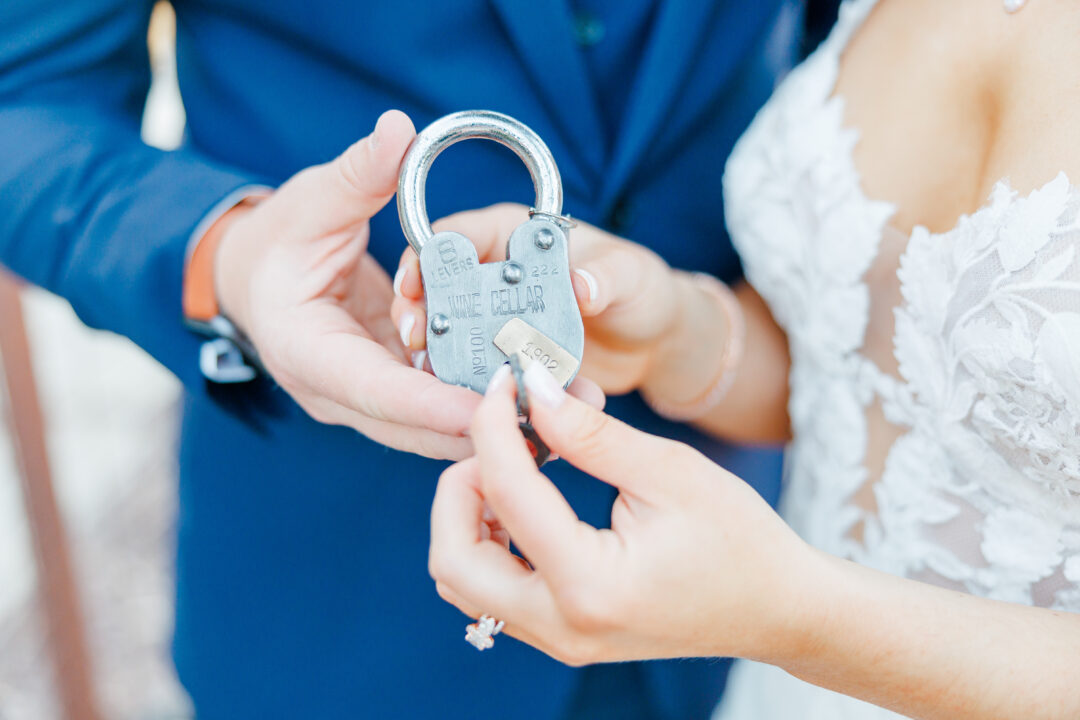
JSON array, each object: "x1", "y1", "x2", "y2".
[{"x1": 508, "y1": 354, "x2": 552, "y2": 467}]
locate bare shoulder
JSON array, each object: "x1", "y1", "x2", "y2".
[{"x1": 980, "y1": 0, "x2": 1080, "y2": 197}]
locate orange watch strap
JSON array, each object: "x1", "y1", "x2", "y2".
[{"x1": 182, "y1": 194, "x2": 266, "y2": 322}]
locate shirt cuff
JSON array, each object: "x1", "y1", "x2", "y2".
[{"x1": 182, "y1": 184, "x2": 273, "y2": 322}]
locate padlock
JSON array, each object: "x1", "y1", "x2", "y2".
[{"x1": 397, "y1": 110, "x2": 584, "y2": 395}]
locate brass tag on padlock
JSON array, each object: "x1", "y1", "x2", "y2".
[{"x1": 493, "y1": 318, "x2": 580, "y2": 387}]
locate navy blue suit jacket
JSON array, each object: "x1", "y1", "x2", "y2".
[{"x1": 0, "y1": 2, "x2": 817, "y2": 718}]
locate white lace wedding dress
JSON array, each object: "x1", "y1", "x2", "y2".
[{"x1": 714, "y1": 0, "x2": 1080, "y2": 717}]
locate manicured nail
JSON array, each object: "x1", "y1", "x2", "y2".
[
  {"x1": 393, "y1": 266, "x2": 407, "y2": 296},
  {"x1": 410, "y1": 349, "x2": 427, "y2": 370},
  {"x1": 524, "y1": 361, "x2": 565, "y2": 409},
  {"x1": 486, "y1": 363, "x2": 512, "y2": 396},
  {"x1": 399, "y1": 312, "x2": 415, "y2": 347},
  {"x1": 574, "y1": 268, "x2": 599, "y2": 306}
]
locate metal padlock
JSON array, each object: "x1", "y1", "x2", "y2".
[{"x1": 397, "y1": 110, "x2": 584, "y2": 394}]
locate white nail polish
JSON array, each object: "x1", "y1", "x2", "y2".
[
  {"x1": 574, "y1": 268, "x2": 599, "y2": 305},
  {"x1": 399, "y1": 312, "x2": 416, "y2": 347},
  {"x1": 523, "y1": 361, "x2": 565, "y2": 409},
  {"x1": 486, "y1": 363, "x2": 512, "y2": 396},
  {"x1": 411, "y1": 349, "x2": 427, "y2": 370},
  {"x1": 393, "y1": 266, "x2": 407, "y2": 296}
]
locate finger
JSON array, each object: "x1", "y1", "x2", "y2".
[
  {"x1": 308, "y1": 396, "x2": 474, "y2": 459},
  {"x1": 431, "y1": 203, "x2": 528, "y2": 262},
  {"x1": 430, "y1": 461, "x2": 591, "y2": 662},
  {"x1": 368, "y1": 307, "x2": 409, "y2": 363},
  {"x1": 350, "y1": 415, "x2": 473, "y2": 460},
  {"x1": 576, "y1": 342, "x2": 652, "y2": 395},
  {"x1": 353, "y1": 254, "x2": 410, "y2": 364},
  {"x1": 569, "y1": 243, "x2": 656, "y2": 318},
  {"x1": 436, "y1": 578, "x2": 564, "y2": 663},
  {"x1": 278, "y1": 110, "x2": 416, "y2": 238},
  {"x1": 304, "y1": 330, "x2": 482, "y2": 436},
  {"x1": 566, "y1": 376, "x2": 605, "y2": 410},
  {"x1": 351, "y1": 360, "x2": 481, "y2": 434},
  {"x1": 396, "y1": 307, "x2": 426, "y2": 352},
  {"x1": 429, "y1": 459, "x2": 552, "y2": 624},
  {"x1": 390, "y1": 296, "x2": 428, "y2": 351},
  {"x1": 480, "y1": 502, "x2": 512, "y2": 550},
  {"x1": 470, "y1": 367, "x2": 587, "y2": 577},
  {"x1": 434, "y1": 581, "x2": 483, "y2": 620},
  {"x1": 521, "y1": 362, "x2": 678, "y2": 498},
  {"x1": 393, "y1": 248, "x2": 423, "y2": 300}
]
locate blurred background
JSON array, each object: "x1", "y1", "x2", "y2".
[{"x1": 0, "y1": 4, "x2": 193, "y2": 719}]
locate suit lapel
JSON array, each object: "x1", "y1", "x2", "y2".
[
  {"x1": 599, "y1": 0, "x2": 786, "y2": 211},
  {"x1": 597, "y1": 0, "x2": 713, "y2": 209},
  {"x1": 488, "y1": 0, "x2": 606, "y2": 183}
]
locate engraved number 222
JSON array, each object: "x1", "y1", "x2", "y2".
[{"x1": 530, "y1": 264, "x2": 559, "y2": 278}]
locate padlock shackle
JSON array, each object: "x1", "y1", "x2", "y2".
[{"x1": 397, "y1": 110, "x2": 563, "y2": 253}]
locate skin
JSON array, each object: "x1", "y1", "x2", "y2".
[{"x1": 426, "y1": 0, "x2": 1080, "y2": 717}]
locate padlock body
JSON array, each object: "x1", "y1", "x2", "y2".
[{"x1": 419, "y1": 219, "x2": 584, "y2": 394}]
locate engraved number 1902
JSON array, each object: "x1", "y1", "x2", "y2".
[{"x1": 522, "y1": 342, "x2": 559, "y2": 370}]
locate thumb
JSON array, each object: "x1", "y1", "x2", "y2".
[
  {"x1": 277, "y1": 109, "x2": 416, "y2": 238},
  {"x1": 520, "y1": 362, "x2": 677, "y2": 499}
]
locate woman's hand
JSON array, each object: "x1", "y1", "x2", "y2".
[
  {"x1": 390, "y1": 203, "x2": 715, "y2": 396},
  {"x1": 432, "y1": 364, "x2": 1080, "y2": 720},
  {"x1": 428, "y1": 360, "x2": 818, "y2": 665}
]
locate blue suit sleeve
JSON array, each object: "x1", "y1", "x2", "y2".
[{"x1": 0, "y1": 0, "x2": 262, "y2": 387}]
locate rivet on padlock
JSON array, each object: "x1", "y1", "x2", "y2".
[
  {"x1": 430, "y1": 313, "x2": 451, "y2": 336},
  {"x1": 397, "y1": 110, "x2": 585, "y2": 397},
  {"x1": 534, "y1": 228, "x2": 556, "y2": 251},
  {"x1": 502, "y1": 262, "x2": 524, "y2": 285}
]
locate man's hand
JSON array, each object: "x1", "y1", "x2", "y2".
[{"x1": 213, "y1": 110, "x2": 479, "y2": 460}]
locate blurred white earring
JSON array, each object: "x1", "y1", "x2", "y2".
[{"x1": 1003, "y1": 0, "x2": 1028, "y2": 13}]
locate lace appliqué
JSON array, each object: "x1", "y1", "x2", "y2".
[
  {"x1": 716, "y1": 0, "x2": 1080, "y2": 717},
  {"x1": 885, "y1": 175, "x2": 1080, "y2": 605}
]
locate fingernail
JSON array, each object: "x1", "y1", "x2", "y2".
[
  {"x1": 411, "y1": 349, "x2": 427, "y2": 370},
  {"x1": 574, "y1": 268, "x2": 599, "y2": 306},
  {"x1": 399, "y1": 312, "x2": 416, "y2": 347},
  {"x1": 486, "y1": 363, "x2": 512, "y2": 396},
  {"x1": 524, "y1": 361, "x2": 565, "y2": 409},
  {"x1": 370, "y1": 117, "x2": 386, "y2": 150},
  {"x1": 393, "y1": 266, "x2": 407, "y2": 296}
]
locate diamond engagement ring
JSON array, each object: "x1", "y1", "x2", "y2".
[{"x1": 465, "y1": 615, "x2": 505, "y2": 651}]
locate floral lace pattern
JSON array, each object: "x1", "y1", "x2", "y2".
[{"x1": 715, "y1": 0, "x2": 1080, "y2": 717}]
